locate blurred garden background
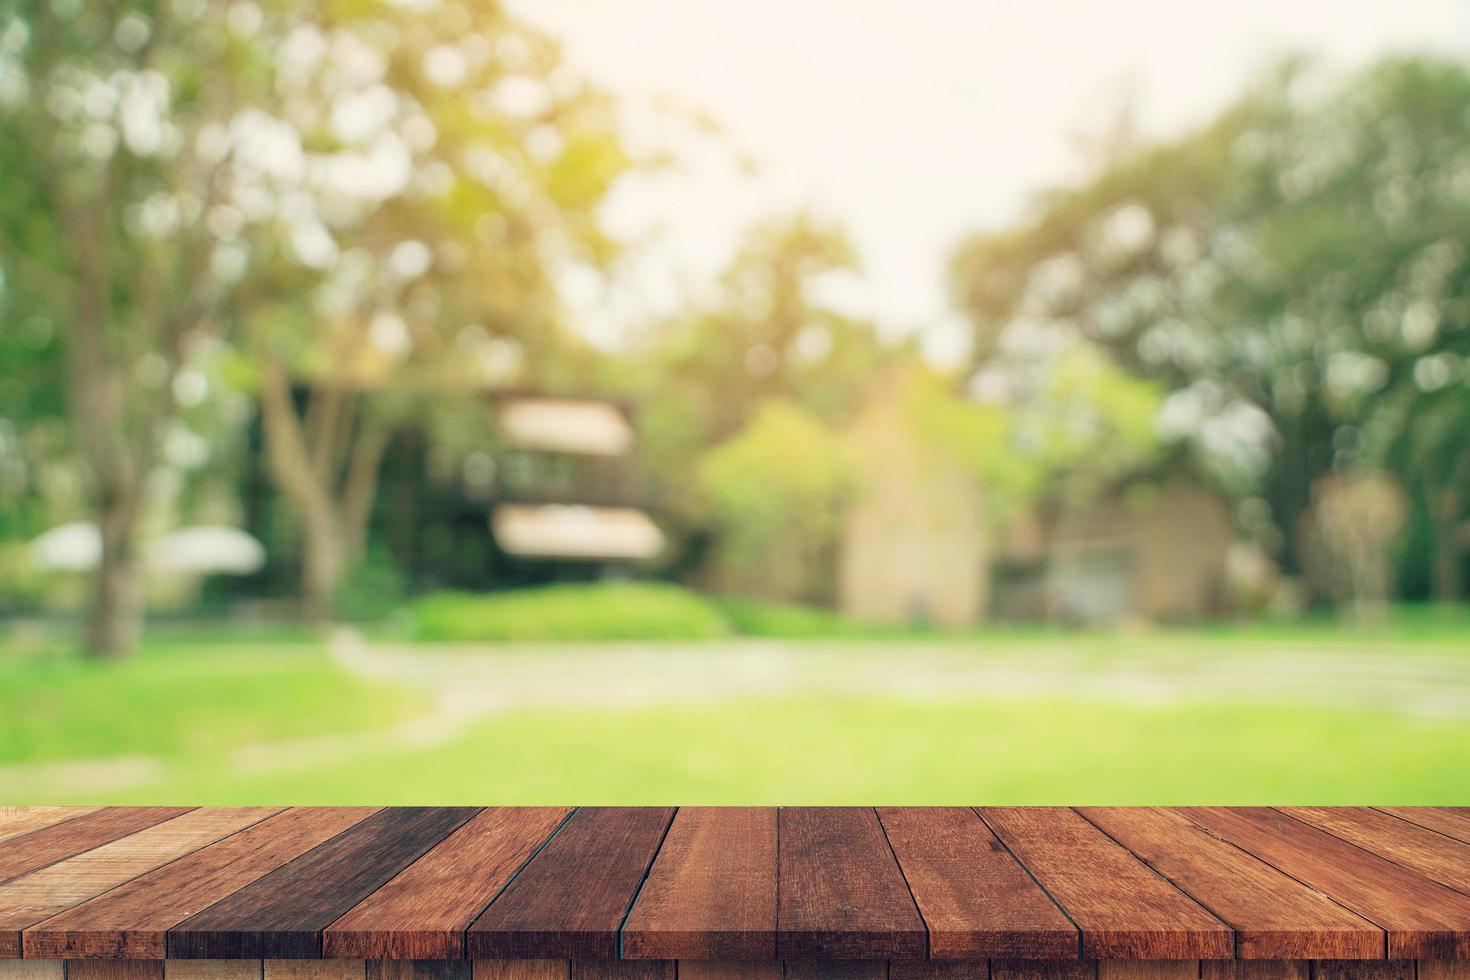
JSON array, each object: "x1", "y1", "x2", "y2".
[{"x1": 3, "y1": 0, "x2": 1470, "y2": 803}]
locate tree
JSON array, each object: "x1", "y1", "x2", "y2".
[
  {"x1": 0, "y1": 0, "x2": 636, "y2": 646},
  {"x1": 950, "y1": 57, "x2": 1470, "y2": 603}
]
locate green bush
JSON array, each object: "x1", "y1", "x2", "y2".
[{"x1": 411, "y1": 582, "x2": 734, "y2": 643}]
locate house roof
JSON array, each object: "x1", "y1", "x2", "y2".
[
  {"x1": 498, "y1": 397, "x2": 633, "y2": 456},
  {"x1": 492, "y1": 504, "x2": 664, "y2": 560}
]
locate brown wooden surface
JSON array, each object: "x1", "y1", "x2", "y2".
[
  {"x1": 1200, "y1": 962, "x2": 1308, "y2": 980},
  {"x1": 27, "y1": 808, "x2": 375, "y2": 959},
  {"x1": 777, "y1": 807, "x2": 926, "y2": 960},
  {"x1": 1179, "y1": 807, "x2": 1470, "y2": 958},
  {"x1": 1383, "y1": 808, "x2": 1470, "y2": 844},
  {"x1": 980, "y1": 809, "x2": 1231, "y2": 961},
  {"x1": 470, "y1": 961, "x2": 568, "y2": 980},
  {"x1": 169, "y1": 808, "x2": 480, "y2": 960},
  {"x1": 1, "y1": 807, "x2": 1469, "y2": 962},
  {"x1": 326, "y1": 808, "x2": 571, "y2": 961},
  {"x1": 0, "y1": 810, "x2": 279, "y2": 959},
  {"x1": 1281, "y1": 806, "x2": 1470, "y2": 894},
  {"x1": 622, "y1": 808, "x2": 776, "y2": 960},
  {"x1": 1079, "y1": 807, "x2": 1383, "y2": 959},
  {"x1": 0, "y1": 810, "x2": 193, "y2": 886},
  {"x1": 467, "y1": 808, "x2": 674, "y2": 960},
  {"x1": 67, "y1": 962, "x2": 164, "y2": 980},
  {"x1": 877, "y1": 808, "x2": 1075, "y2": 960}
]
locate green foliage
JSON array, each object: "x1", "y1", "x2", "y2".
[
  {"x1": 949, "y1": 55, "x2": 1470, "y2": 598},
  {"x1": 411, "y1": 582, "x2": 734, "y2": 642},
  {"x1": 336, "y1": 546, "x2": 409, "y2": 624},
  {"x1": 697, "y1": 400, "x2": 851, "y2": 600}
]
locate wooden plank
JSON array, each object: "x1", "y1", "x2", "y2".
[
  {"x1": 0, "y1": 809, "x2": 278, "y2": 958},
  {"x1": 68, "y1": 963, "x2": 164, "y2": 980},
  {"x1": 778, "y1": 807, "x2": 926, "y2": 960},
  {"x1": 1096, "y1": 964, "x2": 1196, "y2": 980},
  {"x1": 470, "y1": 962, "x2": 567, "y2": 980},
  {"x1": 621, "y1": 807, "x2": 777, "y2": 960},
  {"x1": 1383, "y1": 808, "x2": 1470, "y2": 844},
  {"x1": 169, "y1": 807, "x2": 479, "y2": 959},
  {"x1": 263, "y1": 963, "x2": 365, "y2": 980},
  {"x1": 1282, "y1": 807, "x2": 1470, "y2": 894},
  {"x1": 0, "y1": 810, "x2": 101, "y2": 847},
  {"x1": 1419, "y1": 963, "x2": 1470, "y2": 980},
  {"x1": 365, "y1": 963, "x2": 470, "y2": 980},
  {"x1": 889, "y1": 963, "x2": 988, "y2": 980},
  {"x1": 164, "y1": 963, "x2": 261, "y2": 980},
  {"x1": 1180, "y1": 806, "x2": 1470, "y2": 958},
  {"x1": 991, "y1": 961, "x2": 1094, "y2": 980},
  {"x1": 0, "y1": 963, "x2": 62, "y2": 980},
  {"x1": 27, "y1": 808, "x2": 375, "y2": 959},
  {"x1": 1311, "y1": 963, "x2": 1413, "y2": 980},
  {"x1": 0, "y1": 809, "x2": 192, "y2": 885},
  {"x1": 675, "y1": 963, "x2": 783, "y2": 980},
  {"x1": 1200, "y1": 963, "x2": 1307, "y2": 980},
  {"x1": 978, "y1": 808, "x2": 1231, "y2": 960},
  {"x1": 878, "y1": 807, "x2": 1076, "y2": 960},
  {"x1": 1079, "y1": 807, "x2": 1382, "y2": 959},
  {"x1": 783, "y1": 963, "x2": 887, "y2": 980},
  {"x1": 569, "y1": 963, "x2": 673, "y2": 980},
  {"x1": 325, "y1": 808, "x2": 569, "y2": 960},
  {"x1": 467, "y1": 807, "x2": 674, "y2": 960}
]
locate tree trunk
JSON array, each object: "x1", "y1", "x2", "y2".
[
  {"x1": 298, "y1": 507, "x2": 344, "y2": 626},
  {"x1": 1433, "y1": 471, "x2": 1467, "y2": 605},
  {"x1": 86, "y1": 501, "x2": 143, "y2": 658}
]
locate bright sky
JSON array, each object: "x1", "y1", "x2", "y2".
[{"x1": 508, "y1": 0, "x2": 1470, "y2": 361}]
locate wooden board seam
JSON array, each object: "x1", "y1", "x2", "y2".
[
  {"x1": 1174, "y1": 811, "x2": 1390, "y2": 958},
  {"x1": 871, "y1": 807, "x2": 930, "y2": 958},
  {"x1": 972, "y1": 809, "x2": 1083, "y2": 960},
  {"x1": 614, "y1": 809, "x2": 679, "y2": 959}
]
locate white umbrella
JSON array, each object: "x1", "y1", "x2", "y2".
[
  {"x1": 29, "y1": 522, "x2": 101, "y2": 571},
  {"x1": 149, "y1": 525, "x2": 266, "y2": 575}
]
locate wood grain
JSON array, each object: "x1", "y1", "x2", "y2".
[
  {"x1": 67, "y1": 962, "x2": 164, "y2": 980},
  {"x1": 0, "y1": 809, "x2": 192, "y2": 886},
  {"x1": 1079, "y1": 807, "x2": 1382, "y2": 959},
  {"x1": 889, "y1": 962, "x2": 989, "y2": 980},
  {"x1": 0, "y1": 810, "x2": 100, "y2": 848},
  {"x1": 674, "y1": 962, "x2": 783, "y2": 980},
  {"x1": 1419, "y1": 962, "x2": 1470, "y2": 980},
  {"x1": 1311, "y1": 962, "x2": 1413, "y2": 980},
  {"x1": 979, "y1": 808, "x2": 1231, "y2": 960},
  {"x1": 169, "y1": 808, "x2": 479, "y2": 959},
  {"x1": 366, "y1": 962, "x2": 470, "y2": 980},
  {"x1": 1200, "y1": 963, "x2": 1308, "y2": 980},
  {"x1": 0, "y1": 809, "x2": 278, "y2": 958},
  {"x1": 467, "y1": 808, "x2": 674, "y2": 960},
  {"x1": 1096, "y1": 963, "x2": 1196, "y2": 980},
  {"x1": 1180, "y1": 807, "x2": 1470, "y2": 958},
  {"x1": 990, "y1": 960, "x2": 1094, "y2": 980},
  {"x1": 325, "y1": 808, "x2": 568, "y2": 961},
  {"x1": 878, "y1": 807, "x2": 1076, "y2": 960},
  {"x1": 621, "y1": 807, "x2": 776, "y2": 960},
  {"x1": 262, "y1": 962, "x2": 365, "y2": 980},
  {"x1": 27, "y1": 808, "x2": 374, "y2": 959},
  {"x1": 0, "y1": 963, "x2": 62, "y2": 980},
  {"x1": 469, "y1": 961, "x2": 567, "y2": 980},
  {"x1": 1281, "y1": 807, "x2": 1470, "y2": 894},
  {"x1": 1382, "y1": 808, "x2": 1470, "y2": 844},
  {"x1": 569, "y1": 963, "x2": 673, "y2": 980},
  {"x1": 783, "y1": 962, "x2": 887, "y2": 980},
  {"x1": 164, "y1": 962, "x2": 261, "y2": 980},
  {"x1": 778, "y1": 807, "x2": 926, "y2": 960}
]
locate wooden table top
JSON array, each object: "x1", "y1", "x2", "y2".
[{"x1": 0, "y1": 807, "x2": 1468, "y2": 963}]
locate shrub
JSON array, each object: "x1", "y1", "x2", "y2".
[{"x1": 411, "y1": 582, "x2": 733, "y2": 643}]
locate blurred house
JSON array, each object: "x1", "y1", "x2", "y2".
[
  {"x1": 990, "y1": 478, "x2": 1234, "y2": 625},
  {"x1": 838, "y1": 376, "x2": 991, "y2": 628},
  {"x1": 489, "y1": 396, "x2": 663, "y2": 565},
  {"x1": 836, "y1": 378, "x2": 1233, "y2": 627}
]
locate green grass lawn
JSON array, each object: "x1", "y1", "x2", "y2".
[{"x1": 2, "y1": 613, "x2": 1468, "y2": 805}]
